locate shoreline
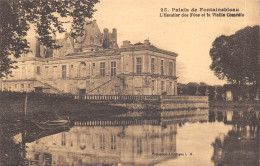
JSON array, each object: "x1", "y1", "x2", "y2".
[{"x1": 209, "y1": 100, "x2": 260, "y2": 110}]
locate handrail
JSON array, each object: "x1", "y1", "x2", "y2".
[
  {"x1": 86, "y1": 77, "x2": 118, "y2": 94},
  {"x1": 35, "y1": 76, "x2": 63, "y2": 94}
]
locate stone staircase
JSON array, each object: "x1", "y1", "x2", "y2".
[
  {"x1": 35, "y1": 76, "x2": 64, "y2": 94},
  {"x1": 86, "y1": 77, "x2": 120, "y2": 95}
]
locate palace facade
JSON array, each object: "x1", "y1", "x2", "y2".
[{"x1": 0, "y1": 20, "x2": 178, "y2": 95}]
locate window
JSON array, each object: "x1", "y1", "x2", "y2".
[
  {"x1": 100, "y1": 62, "x2": 105, "y2": 77},
  {"x1": 70, "y1": 65, "x2": 74, "y2": 77},
  {"x1": 152, "y1": 140, "x2": 155, "y2": 154},
  {"x1": 79, "y1": 62, "x2": 87, "y2": 78},
  {"x1": 170, "y1": 82, "x2": 173, "y2": 95},
  {"x1": 21, "y1": 84, "x2": 24, "y2": 88},
  {"x1": 169, "y1": 62, "x2": 173, "y2": 76},
  {"x1": 161, "y1": 136, "x2": 165, "y2": 152},
  {"x1": 45, "y1": 66, "x2": 49, "y2": 79},
  {"x1": 100, "y1": 134, "x2": 105, "y2": 150},
  {"x1": 61, "y1": 133, "x2": 66, "y2": 146},
  {"x1": 15, "y1": 84, "x2": 17, "y2": 89},
  {"x1": 62, "y1": 65, "x2": 66, "y2": 79},
  {"x1": 111, "y1": 61, "x2": 116, "y2": 77},
  {"x1": 137, "y1": 138, "x2": 142, "y2": 155},
  {"x1": 169, "y1": 135, "x2": 173, "y2": 151},
  {"x1": 161, "y1": 81, "x2": 164, "y2": 94},
  {"x1": 53, "y1": 66, "x2": 57, "y2": 79},
  {"x1": 151, "y1": 58, "x2": 155, "y2": 74},
  {"x1": 111, "y1": 135, "x2": 116, "y2": 150},
  {"x1": 92, "y1": 63, "x2": 96, "y2": 76},
  {"x1": 28, "y1": 84, "x2": 31, "y2": 89},
  {"x1": 161, "y1": 60, "x2": 164, "y2": 75},
  {"x1": 37, "y1": 66, "x2": 41, "y2": 74},
  {"x1": 152, "y1": 80, "x2": 155, "y2": 94},
  {"x1": 136, "y1": 57, "x2": 142, "y2": 74}
]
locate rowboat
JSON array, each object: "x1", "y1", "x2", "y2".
[{"x1": 30, "y1": 116, "x2": 70, "y2": 130}]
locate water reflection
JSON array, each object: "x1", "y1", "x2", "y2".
[
  {"x1": 6, "y1": 108, "x2": 260, "y2": 166},
  {"x1": 211, "y1": 110, "x2": 259, "y2": 166}
]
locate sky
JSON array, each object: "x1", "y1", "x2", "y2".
[
  {"x1": 26, "y1": 0, "x2": 260, "y2": 85},
  {"x1": 89, "y1": 0, "x2": 259, "y2": 85}
]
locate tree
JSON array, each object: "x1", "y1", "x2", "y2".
[
  {"x1": 198, "y1": 86, "x2": 207, "y2": 96},
  {"x1": 208, "y1": 86, "x2": 216, "y2": 101},
  {"x1": 0, "y1": 0, "x2": 99, "y2": 78},
  {"x1": 216, "y1": 86, "x2": 224, "y2": 100},
  {"x1": 187, "y1": 85, "x2": 197, "y2": 95},
  {"x1": 209, "y1": 26, "x2": 259, "y2": 99}
]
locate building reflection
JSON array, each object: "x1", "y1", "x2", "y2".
[
  {"x1": 21, "y1": 109, "x2": 209, "y2": 166},
  {"x1": 210, "y1": 109, "x2": 259, "y2": 166}
]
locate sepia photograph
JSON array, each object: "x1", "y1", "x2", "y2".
[{"x1": 0, "y1": 0, "x2": 259, "y2": 165}]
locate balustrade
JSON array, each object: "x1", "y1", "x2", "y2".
[{"x1": 74, "y1": 94, "x2": 208, "y2": 102}]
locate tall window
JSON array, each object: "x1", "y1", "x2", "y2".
[
  {"x1": 79, "y1": 62, "x2": 87, "y2": 78},
  {"x1": 151, "y1": 58, "x2": 155, "y2": 74},
  {"x1": 169, "y1": 135, "x2": 173, "y2": 151},
  {"x1": 169, "y1": 62, "x2": 173, "y2": 76},
  {"x1": 170, "y1": 82, "x2": 173, "y2": 95},
  {"x1": 100, "y1": 134, "x2": 105, "y2": 150},
  {"x1": 152, "y1": 80, "x2": 155, "y2": 94},
  {"x1": 45, "y1": 66, "x2": 49, "y2": 79},
  {"x1": 111, "y1": 135, "x2": 116, "y2": 150},
  {"x1": 161, "y1": 81, "x2": 164, "y2": 94},
  {"x1": 136, "y1": 57, "x2": 142, "y2": 74},
  {"x1": 61, "y1": 133, "x2": 66, "y2": 146},
  {"x1": 100, "y1": 62, "x2": 105, "y2": 77},
  {"x1": 70, "y1": 65, "x2": 74, "y2": 78},
  {"x1": 151, "y1": 139, "x2": 155, "y2": 154},
  {"x1": 161, "y1": 136, "x2": 165, "y2": 152},
  {"x1": 137, "y1": 138, "x2": 142, "y2": 155},
  {"x1": 111, "y1": 61, "x2": 116, "y2": 77},
  {"x1": 92, "y1": 63, "x2": 96, "y2": 76},
  {"x1": 53, "y1": 66, "x2": 57, "y2": 79},
  {"x1": 161, "y1": 60, "x2": 164, "y2": 75},
  {"x1": 62, "y1": 65, "x2": 66, "y2": 79}
]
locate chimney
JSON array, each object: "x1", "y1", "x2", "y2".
[
  {"x1": 144, "y1": 39, "x2": 150, "y2": 46},
  {"x1": 103, "y1": 28, "x2": 110, "y2": 48},
  {"x1": 112, "y1": 28, "x2": 117, "y2": 43}
]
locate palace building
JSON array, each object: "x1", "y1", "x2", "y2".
[{"x1": 0, "y1": 20, "x2": 178, "y2": 95}]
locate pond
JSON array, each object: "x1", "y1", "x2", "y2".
[{"x1": 0, "y1": 108, "x2": 259, "y2": 166}]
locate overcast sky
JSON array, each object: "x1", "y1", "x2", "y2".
[{"x1": 91, "y1": 0, "x2": 259, "y2": 85}]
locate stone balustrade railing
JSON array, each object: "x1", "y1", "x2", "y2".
[
  {"x1": 74, "y1": 95, "x2": 161, "y2": 101},
  {"x1": 74, "y1": 94, "x2": 208, "y2": 102}
]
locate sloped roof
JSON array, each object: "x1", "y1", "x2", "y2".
[{"x1": 74, "y1": 20, "x2": 103, "y2": 49}]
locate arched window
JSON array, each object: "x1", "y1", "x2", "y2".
[{"x1": 79, "y1": 62, "x2": 87, "y2": 78}]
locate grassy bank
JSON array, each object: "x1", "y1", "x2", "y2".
[
  {"x1": 210, "y1": 100, "x2": 260, "y2": 110},
  {"x1": 0, "y1": 92, "x2": 129, "y2": 122}
]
